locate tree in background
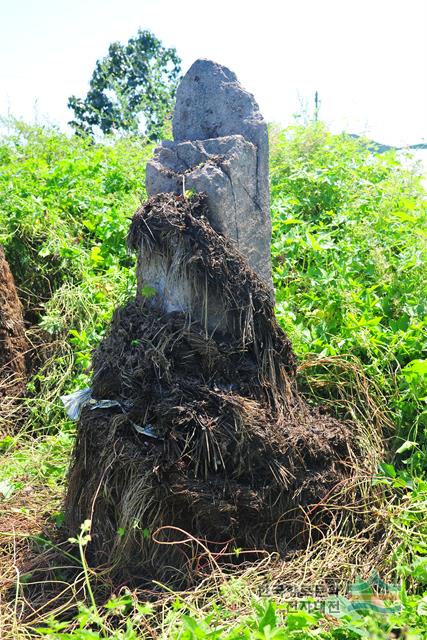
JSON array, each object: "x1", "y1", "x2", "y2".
[{"x1": 68, "y1": 30, "x2": 181, "y2": 140}]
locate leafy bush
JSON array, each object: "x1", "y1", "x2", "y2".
[
  {"x1": 0, "y1": 119, "x2": 153, "y2": 397},
  {"x1": 0, "y1": 118, "x2": 151, "y2": 307},
  {"x1": 270, "y1": 123, "x2": 427, "y2": 456}
]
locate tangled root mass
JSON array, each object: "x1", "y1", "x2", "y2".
[{"x1": 65, "y1": 194, "x2": 356, "y2": 585}]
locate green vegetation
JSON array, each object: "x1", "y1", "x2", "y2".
[
  {"x1": 68, "y1": 30, "x2": 181, "y2": 139},
  {"x1": 270, "y1": 124, "x2": 426, "y2": 461},
  {"x1": 0, "y1": 118, "x2": 426, "y2": 638}
]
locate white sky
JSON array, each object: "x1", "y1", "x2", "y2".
[{"x1": 1, "y1": 0, "x2": 426, "y2": 146}]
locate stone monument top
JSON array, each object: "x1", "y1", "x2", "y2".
[
  {"x1": 145, "y1": 59, "x2": 272, "y2": 288},
  {"x1": 173, "y1": 59, "x2": 266, "y2": 147}
]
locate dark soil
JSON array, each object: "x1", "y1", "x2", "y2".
[
  {"x1": 64, "y1": 194, "x2": 357, "y2": 586},
  {"x1": 0, "y1": 246, "x2": 27, "y2": 402}
]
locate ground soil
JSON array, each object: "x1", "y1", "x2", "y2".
[{"x1": 0, "y1": 246, "x2": 27, "y2": 404}]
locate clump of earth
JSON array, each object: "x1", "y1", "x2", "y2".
[{"x1": 0, "y1": 246, "x2": 27, "y2": 405}]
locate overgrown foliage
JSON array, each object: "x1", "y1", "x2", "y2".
[
  {"x1": 0, "y1": 117, "x2": 151, "y2": 347},
  {"x1": 0, "y1": 119, "x2": 426, "y2": 638},
  {"x1": 270, "y1": 124, "x2": 427, "y2": 464}
]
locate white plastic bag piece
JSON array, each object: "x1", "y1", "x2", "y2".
[
  {"x1": 60, "y1": 389, "x2": 162, "y2": 439},
  {"x1": 60, "y1": 387, "x2": 92, "y2": 421}
]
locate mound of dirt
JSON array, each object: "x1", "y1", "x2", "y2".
[
  {"x1": 0, "y1": 246, "x2": 27, "y2": 402},
  {"x1": 65, "y1": 195, "x2": 357, "y2": 585}
]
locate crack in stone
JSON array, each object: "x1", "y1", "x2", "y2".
[
  {"x1": 240, "y1": 180, "x2": 263, "y2": 215},
  {"x1": 220, "y1": 162, "x2": 239, "y2": 244},
  {"x1": 153, "y1": 154, "x2": 226, "y2": 180}
]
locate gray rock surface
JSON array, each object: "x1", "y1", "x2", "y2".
[
  {"x1": 172, "y1": 59, "x2": 269, "y2": 227},
  {"x1": 146, "y1": 135, "x2": 271, "y2": 284},
  {"x1": 145, "y1": 59, "x2": 272, "y2": 287}
]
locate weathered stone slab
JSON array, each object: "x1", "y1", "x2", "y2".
[
  {"x1": 145, "y1": 58, "x2": 272, "y2": 288},
  {"x1": 173, "y1": 59, "x2": 269, "y2": 228},
  {"x1": 146, "y1": 135, "x2": 271, "y2": 284}
]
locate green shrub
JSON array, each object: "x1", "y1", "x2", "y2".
[
  {"x1": 270, "y1": 123, "x2": 427, "y2": 456},
  {"x1": 0, "y1": 118, "x2": 151, "y2": 308}
]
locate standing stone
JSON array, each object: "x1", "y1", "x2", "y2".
[
  {"x1": 146, "y1": 59, "x2": 272, "y2": 287},
  {"x1": 172, "y1": 59, "x2": 269, "y2": 227}
]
